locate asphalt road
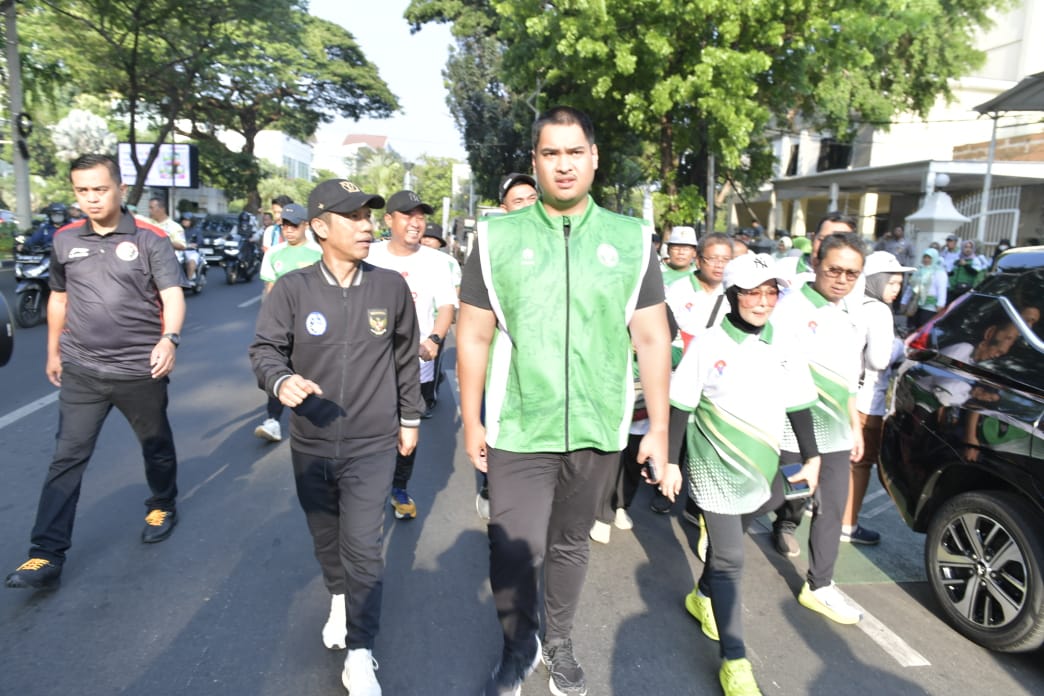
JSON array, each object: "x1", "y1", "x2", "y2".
[{"x1": 0, "y1": 266, "x2": 1041, "y2": 695}]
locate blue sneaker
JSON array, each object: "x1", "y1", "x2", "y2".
[{"x1": 389, "y1": 487, "x2": 416, "y2": 520}]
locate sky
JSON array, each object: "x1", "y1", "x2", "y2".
[{"x1": 309, "y1": 0, "x2": 467, "y2": 162}]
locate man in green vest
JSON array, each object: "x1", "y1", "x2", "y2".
[{"x1": 457, "y1": 106, "x2": 675, "y2": 696}]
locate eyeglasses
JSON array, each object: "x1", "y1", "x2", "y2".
[
  {"x1": 821, "y1": 266, "x2": 861, "y2": 281},
  {"x1": 700, "y1": 255, "x2": 731, "y2": 266},
  {"x1": 737, "y1": 287, "x2": 780, "y2": 303}
]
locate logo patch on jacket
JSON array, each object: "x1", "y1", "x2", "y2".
[
  {"x1": 116, "y1": 241, "x2": 139, "y2": 261},
  {"x1": 596, "y1": 243, "x2": 619, "y2": 268},
  {"x1": 306, "y1": 312, "x2": 328, "y2": 336},
  {"x1": 368, "y1": 309, "x2": 388, "y2": 336}
]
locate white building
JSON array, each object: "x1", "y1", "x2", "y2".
[{"x1": 740, "y1": 1, "x2": 1044, "y2": 251}]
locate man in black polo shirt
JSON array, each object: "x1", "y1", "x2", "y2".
[{"x1": 6, "y1": 153, "x2": 185, "y2": 591}]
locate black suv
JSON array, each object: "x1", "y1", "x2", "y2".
[{"x1": 879, "y1": 246, "x2": 1044, "y2": 652}]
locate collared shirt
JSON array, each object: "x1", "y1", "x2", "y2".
[
  {"x1": 665, "y1": 273, "x2": 726, "y2": 349},
  {"x1": 50, "y1": 212, "x2": 183, "y2": 377}
]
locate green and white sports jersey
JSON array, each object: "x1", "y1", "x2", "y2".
[
  {"x1": 660, "y1": 262, "x2": 691, "y2": 292},
  {"x1": 260, "y1": 240, "x2": 322, "y2": 283},
  {"x1": 670, "y1": 317, "x2": 817, "y2": 514},
  {"x1": 773, "y1": 283, "x2": 862, "y2": 454}
]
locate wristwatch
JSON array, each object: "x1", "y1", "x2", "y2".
[
  {"x1": 162, "y1": 333, "x2": 181, "y2": 348},
  {"x1": 428, "y1": 333, "x2": 443, "y2": 346}
]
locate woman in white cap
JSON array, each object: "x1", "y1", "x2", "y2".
[
  {"x1": 668, "y1": 253, "x2": 821, "y2": 696},
  {"x1": 841, "y1": 251, "x2": 914, "y2": 545}
]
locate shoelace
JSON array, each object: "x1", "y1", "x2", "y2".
[
  {"x1": 18, "y1": 558, "x2": 50, "y2": 571},
  {"x1": 144, "y1": 510, "x2": 169, "y2": 526}
]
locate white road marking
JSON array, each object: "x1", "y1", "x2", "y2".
[
  {"x1": 862, "y1": 488, "x2": 888, "y2": 503},
  {"x1": 0, "y1": 391, "x2": 59, "y2": 430},
  {"x1": 179, "y1": 462, "x2": 231, "y2": 503},
  {"x1": 238, "y1": 294, "x2": 262, "y2": 308},
  {"x1": 839, "y1": 588, "x2": 932, "y2": 667},
  {"x1": 862, "y1": 498, "x2": 900, "y2": 519}
]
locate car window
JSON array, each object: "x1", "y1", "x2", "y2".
[{"x1": 935, "y1": 288, "x2": 1044, "y2": 391}]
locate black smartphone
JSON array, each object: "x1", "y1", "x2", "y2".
[
  {"x1": 780, "y1": 463, "x2": 812, "y2": 500},
  {"x1": 642, "y1": 457, "x2": 659, "y2": 484}
]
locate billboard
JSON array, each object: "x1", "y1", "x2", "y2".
[{"x1": 117, "y1": 143, "x2": 199, "y2": 188}]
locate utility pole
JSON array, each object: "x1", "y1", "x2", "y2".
[{"x1": 3, "y1": 0, "x2": 32, "y2": 230}]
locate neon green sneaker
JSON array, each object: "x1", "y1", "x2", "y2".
[
  {"x1": 719, "y1": 658, "x2": 761, "y2": 696},
  {"x1": 683, "y1": 588, "x2": 719, "y2": 641}
]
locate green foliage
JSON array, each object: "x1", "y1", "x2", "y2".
[{"x1": 352, "y1": 147, "x2": 406, "y2": 200}]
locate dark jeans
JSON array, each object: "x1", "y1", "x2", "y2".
[
  {"x1": 772, "y1": 449, "x2": 851, "y2": 589},
  {"x1": 391, "y1": 380, "x2": 435, "y2": 490},
  {"x1": 265, "y1": 394, "x2": 284, "y2": 420},
  {"x1": 29, "y1": 364, "x2": 178, "y2": 563},
  {"x1": 698, "y1": 473, "x2": 785, "y2": 661},
  {"x1": 596, "y1": 433, "x2": 643, "y2": 524},
  {"x1": 291, "y1": 447, "x2": 396, "y2": 650},
  {"x1": 486, "y1": 447, "x2": 616, "y2": 655}
]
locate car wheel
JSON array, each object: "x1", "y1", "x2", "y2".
[{"x1": 925, "y1": 491, "x2": 1044, "y2": 652}]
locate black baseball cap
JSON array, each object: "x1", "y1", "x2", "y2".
[
  {"x1": 386, "y1": 190, "x2": 434, "y2": 215},
  {"x1": 280, "y1": 203, "x2": 308, "y2": 226},
  {"x1": 423, "y1": 222, "x2": 446, "y2": 247},
  {"x1": 308, "y1": 179, "x2": 384, "y2": 220},
  {"x1": 499, "y1": 172, "x2": 537, "y2": 202}
]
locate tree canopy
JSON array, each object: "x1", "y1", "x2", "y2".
[{"x1": 410, "y1": 0, "x2": 1009, "y2": 228}]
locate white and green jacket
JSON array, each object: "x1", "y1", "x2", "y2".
[{"x1": 477, "y1": 198, "x2": 654, "y2": 453}]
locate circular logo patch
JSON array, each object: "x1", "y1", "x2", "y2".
[
  {"x1": 306, "y1": 312, "x2": 328, "y2": 336},
  {"x1": 596, "y1": 243, "x2": 619, "y2": 268},
  {"x1": 116, "y1": 241, "x2": 139, "y2": 261}
]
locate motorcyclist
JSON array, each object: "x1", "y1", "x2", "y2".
[
  {"x1": 236, "y1": 210, "x2": 260, "y2": 268},
  {"x1": 179, "y1": 211, "x2": 204, "y2": 283},
  {"x1": 23, "y1": 203, "x2": 69, "y2": 250}
]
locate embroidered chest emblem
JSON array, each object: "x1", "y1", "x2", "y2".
[{"x1": 368, "y1": 309, "x2": 388, "y2": 336}]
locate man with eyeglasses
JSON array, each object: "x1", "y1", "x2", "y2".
[
  {"x1": 656, "y1": 233, "x2": 735, "y2": 518},
  {"x1": 367, "y1": 190, "x2": 457, "y2": 521},
  {"x1": 769, "y1": 232, "x2": 866, "y2": 626}
]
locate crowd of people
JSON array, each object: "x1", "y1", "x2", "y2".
[{"x1": 0, "y1": 106, "x2": 1020, "y2": 696}]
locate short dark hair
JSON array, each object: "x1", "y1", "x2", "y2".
[
  {"x1": 149, "y1": 197, "x2": 166, "y2": 211},
  {"x1": 532, "y1": 106, "x2": 595, "y2": 149},
  {"x1": 817, "y1": 231, "x2": 866, "y2": 262},
  {"x1": 698, "y1": 232, "x2": 733, "y2": 256},
  {"x1": 813, "y1": 211, "x2": 856, "y2": 238},
  {"x1": 272, "y1": 195, "x2": 294, "y2": 207},
  {"x1": 70, "y1": 153, "x2": 122, "y2": 184}
]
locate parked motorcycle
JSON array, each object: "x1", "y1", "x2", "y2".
[{"x1": 12, "y1": 235, "x2": 51, "y2": 328}]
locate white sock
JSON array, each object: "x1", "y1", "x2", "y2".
[
  {"x1": 322, "y1": 593, "x2": 347, "y2": 649},
  {"x1": 841, "y1": 524, "x2": 856, "y2": 534}
]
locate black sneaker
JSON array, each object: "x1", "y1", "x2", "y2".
[
  {"x1": 5, "y1": 558, "x2": 62, "y2": 590},
  {"x1": 541, "y1": 638, "x2": 587, "y2": 696},
  {"x1": 772, "y1": 528, "x2": 800, "y2": 558},
  {"x1": 142, "y1": 508, "x2": 178, "y2": 544},
  {"x1": 483, "y1": 637, "x2": 540, "y2": 696}
]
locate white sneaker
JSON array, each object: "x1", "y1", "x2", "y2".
[
  {"x1": 475, "y1": 492, "x2": 490, "y2": 521},
  {"x1": 614, "y1": 508, "x2": 634, "y2": 530},
  {"x1": 254, "y1": 418, "x2": 281, "y2": 442},
  {"x1": 342, "y1": 648, "x2": 381, "y2": 695},
  {"x1": 323, "y1": 594, "x2": 347, "y2": 649},
  {"x1": 590, "y1": 520, "x2": 611, "y2": 544},
  {"x1": 798, "y1": 581, "x2": 862, "y2": 625}
]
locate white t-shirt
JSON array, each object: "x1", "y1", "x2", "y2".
[
  {"x1": 665, "y1": 275, "x2": 726, "y2": 348},
  {"x1": 151, "y1": 216, "x2": 185, "y2": 247},
  {"x1": 856, "y1": 297, "x2": 903, "y2": 416},
  {"x1": 366, "y1": 242, "x2": 458, "y2": 382}
]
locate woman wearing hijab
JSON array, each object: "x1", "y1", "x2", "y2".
[
  {"x1": 904, "y1": 248, "x2": 948, "y2": 328},
  {"x1": 842, "y1": 252, "x2": 914, "y2": 545},
  {"x1": 949, "y1": 239, "x2": 988, "y2": 298},
  {"x1": 669, "y1": 253, "x2": 820, "y2": 696}
]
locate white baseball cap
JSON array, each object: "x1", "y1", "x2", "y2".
[
  {"x1": 863, "y1": 250, "x2": 915, "y2": 276},
  {"x1": 723, "y1": 253, "x2": 790, "y2": 290},
  {"x1": 666, "y1": 225, "x2": 698, "y2": 247}
]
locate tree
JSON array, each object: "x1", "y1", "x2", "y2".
[
  {"x1": 353, "y1": 147, "x2": 406, "y2": 200},
  {"x1": 26, "y1": 0, "x2": 286, "y2": 204},
  {"x1": 50, "y1": 109, "x2": 117, "y2": 162},
  {"x1": 412, "y1": 154, "x2": 460, "y2": 218},
  {"x1": 181, "y1": 12, "x2": 398, "y2": 210},
  {"x1": 406, "y1": 0, "x2": 532, "y2": 201},
  {"x1": 489, "y1": 0, "x2": 1006, "y2": 227}
]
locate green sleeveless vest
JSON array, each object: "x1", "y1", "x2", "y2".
[{"x1": 479, "y1": 198, "x2": 651, "y2": 452}]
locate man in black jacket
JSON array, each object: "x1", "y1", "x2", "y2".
[{"x1": 249, "y1": 179, "x2": 424, "y2": 696}]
